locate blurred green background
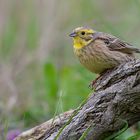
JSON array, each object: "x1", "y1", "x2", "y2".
[{"x1": 0, "y1": 0, "x2": 140, "y2": 139}]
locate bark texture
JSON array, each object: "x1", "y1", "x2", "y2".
[{"x1": 15, "y1": 60, "x2": 140, "y2": 140}]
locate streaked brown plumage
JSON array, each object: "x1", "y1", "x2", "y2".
[{"x1": 70, "y1": 27, "x2": 140, "y2": 74}]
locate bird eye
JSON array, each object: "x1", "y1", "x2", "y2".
[{"x1": 81, "y1": 31, "x2": 85, "y2": 35}]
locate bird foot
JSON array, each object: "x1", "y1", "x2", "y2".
[
  {"x1": 89, "y1": 69, "x2": 113, "y2": 90},
  {"x1": 88, "y1": 76, "x2": 101, "y2": 90}
]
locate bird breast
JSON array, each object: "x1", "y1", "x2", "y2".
[{"x1": 74, "y1": 40, "x2": 133, "y2": 74}]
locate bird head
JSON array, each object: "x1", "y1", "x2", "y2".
[{"x1": 69, "y1": 27, "x2": 96, "y2": 49}]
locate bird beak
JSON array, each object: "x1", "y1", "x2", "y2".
[{"x1": 69, "y1": 32, "x2": 77, "y2": 37}]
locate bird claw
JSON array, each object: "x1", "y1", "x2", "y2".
[
  {"x1": 88, "y1": 76, "x2": 100, "y2": 90},
  {"x1": 88, "y1": 69, "x2": 113, "y2": 90},
  {"x1": 88, "y1": 80, "x2": 96, "y2": 90}
]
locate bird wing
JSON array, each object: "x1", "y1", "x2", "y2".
[{"x1": 92, "y1": 32, "x2": 140, "y2": 54}]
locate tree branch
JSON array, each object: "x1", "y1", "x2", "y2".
[{"x1": 15, "y1": 60, "x2": 140, "y2": 140}]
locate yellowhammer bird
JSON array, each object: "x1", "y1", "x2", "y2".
[{"x1": 69, "y1": 27, "x2": 140, "y2": 87}]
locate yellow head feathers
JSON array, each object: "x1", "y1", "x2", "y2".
[{"x1": 69, "y1": 27, "x2": 95, "y2": 49}]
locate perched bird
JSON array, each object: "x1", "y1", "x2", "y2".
[{"x1": 69, "y1": 27, "x2": 140, "y2": 86}]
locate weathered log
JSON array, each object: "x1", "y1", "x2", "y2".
[{"x1": 15, "y1": 60, "x2": 140, "y2": 140}]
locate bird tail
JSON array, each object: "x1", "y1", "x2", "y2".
[{"x1": 134, "y1": 48, "x2": 140, "y2": 53}]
